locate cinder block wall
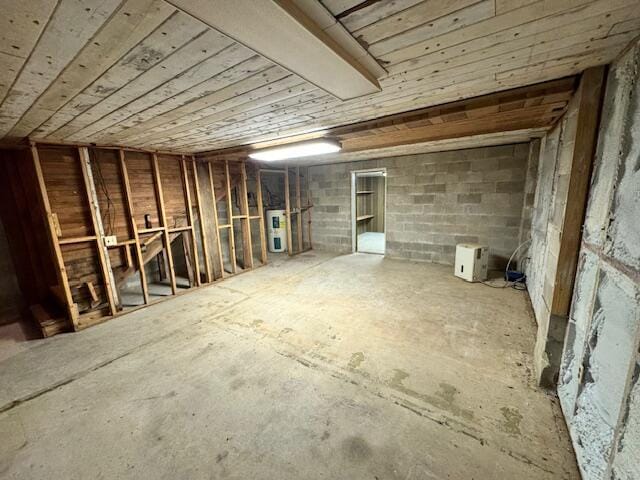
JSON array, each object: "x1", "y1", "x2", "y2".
[
  {"x1": 554, "y1": 43, "x2": 640, "y2": 480},
  {"x1": 309, "y1": 143, "x2": 531, "y2": 269}
]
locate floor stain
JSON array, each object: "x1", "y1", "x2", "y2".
[
  {"x1": 389, "y1": 369, "x2": 410, "y2": 387},
  {"x1": 279, "y1": 327, "x2": 293, "y2": 337},
  {"x1": 251, "y1": 319, "x2": 264, "y2": 328},
  {"x1": 436, "y1": 383, "x2": 459, "y2": 404},
  {"x1": 500, "y1": 406, "x2": 523, "y2": 435},
  {"x1": 348, "y1": 352, "x2": 365, "y2": 369},
  {"x1": 216, "y1": 450, "x2": 229, "y2": 463},
  {"x1": 230, "y1": 378, "x2": 246, "y2": 391},
  {"x1": 387, "y1": 370, "x2": 474, "y2": 421},
  {"x1": 342, "y1": 436, "x2": 372, "y2": 463}
]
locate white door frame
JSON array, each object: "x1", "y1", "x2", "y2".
[{"x1": 350, "y1": 167, "x2": 387, "y2": 254}]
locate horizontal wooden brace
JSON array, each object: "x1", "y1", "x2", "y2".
[
  {"x1": 139, "y1": 227, "x2": 165, "y2": 234},
  {"x1": 58, "y1": 235, "x2": 97, "y2": 245},
  {"x1": 168, "y1": 226, "x2": 193, "y2": 233}
]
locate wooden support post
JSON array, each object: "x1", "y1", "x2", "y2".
[
  {"x1": 181, "y1": 156, "x2": 201, "y2": 286},
  {"x1": 537, "y1": 66, "x2": 606, "y2": 388},
  {"x1": 192, "y1": 157, "x2": 212, "y2": 283},
  {"x1": 208, "y1": 162, "x2": 225, "y2": 279},
  {"x1": 79, "y1": 147, "x2": 118, "y2": 315},
  {"x1": 255, "y1": 167, "x2": 268, "y2": 264},
  {"x1": 119, "y1": 150, "x2": 149, "y2": 304},
  {"x1": 306, "y1": 168, "x2": 313, "y2": 250},
  {"x1": 284, "y1": 166, "x2": 293, "y2": 256},
  {"x1": 295, "y1": 166, "x2": 303, "y2": 253},
  {"x1": 240, "y1": 161, "x2": 253, "y2": 270},
  {"x1": 31, "y1": 144, "x2": 79, "y2": 328},
  {"x1": 152, "y1": 153, "x2": 177, "y2": 294},
  {"x1": 224, "y1": 160, "x2": 237, "y2": 273},
  {"x1": 551, "y1": 66, "x2": 606, "y2": 316}
]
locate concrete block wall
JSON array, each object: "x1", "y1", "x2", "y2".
[
  {"x1": 309, "y1": 143, "x2": 531, "y2": 269},
  {"x1": 554, "y1": 42, "x2": 640, "y2": 480}
]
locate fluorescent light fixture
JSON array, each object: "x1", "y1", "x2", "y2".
[{"x1": 248, "y1": 139, "x2": 341, "y2": 161}]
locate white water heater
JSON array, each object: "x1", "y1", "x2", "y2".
[
  {"x1": 266, "y1": 209, "x2": 287, "y2": 253},
  {"x1": 454, "y1": 244, "x2": 488, "y2": 282}
]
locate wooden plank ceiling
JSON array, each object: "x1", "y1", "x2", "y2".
[
  {"x1": 199, "y1": 76, "x2": 575, "y2": 164},
  {"x1": 0, "y1": 0, "x2": 637, "y2": 153}
]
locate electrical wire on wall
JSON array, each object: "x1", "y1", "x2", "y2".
[{"x1": 89, "y1": 148, "x2": 116, "y2": 236}]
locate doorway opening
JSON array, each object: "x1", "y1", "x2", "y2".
[{"x1": 351, "y1": 169, "x2": 386, "y2": 255}]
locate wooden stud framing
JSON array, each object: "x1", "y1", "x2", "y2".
[
  {"x1": 119, "y1": 149, "x2": 149, "y2": 304},
  {"x1": 78, "y1": 146, "x2": 118, "y2": 315},
  {"x1": 306, "y1": 169, "x2": 313, "y2": 250},
  {"x1": 30, "y1": 143, "x2": 79, "y2": 328},
  {"x1": 191, "y1": 156, "x2": 212, "y2": 283},
  {"x1": 152, "y1": 153, "x2": 178, "y2": 294},
  {"x1": 224, "y1": 160, "x2": 237, "y2": 273},
  {"x1": 180, "y1": 156, "x2": 201, "y2": 286},
  {"x1": 239, "y1": 161, "x2": 253, "y2": 270},
  {"x1": 207, "y1": 162, "x2": 225, "y2": 279},
  {"x1": 284, "y1": 166, "x2": 293, "y2": 256},
  {"x1": 295, "y1": 166, "x2": 303, "y2": 252},
  {"x1": 255, "y1": 167, "x2": 267, "y2": 264}
]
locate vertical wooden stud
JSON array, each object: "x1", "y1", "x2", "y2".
[
  {"x1": 306, "y1": 167, "x2": 313, "y2": 250},
  {"x1": 79, "y1": 146, "x2": 117, "y2": 315},
  {"x1": 255, "y1": 167, "x2": 268, "y2": 264},
  {"x1": 224, "y1": 160, "x2": 237, "y2": 274},
  {"x1": 208, "y1": 162, "x2": 225, "y2": 279},
  {"x1": 119, "y1": 149, "x2": 149, "y2": 304},
  {"x1": 152, "y1": 153, "x2": 177, "y2": 294},
  {"x1": 284, "y1": 166, "x2": 293, "y2": 256},
  {"x1": 30, "y1": 143, "x2": 79, "y2": 328},
  {"x1": 295, "y1": 166, "x2": 303, "y2": 253},
  {"x1": 191, "y1": 157, "x2": 212, "y2": 283},
  {"x1": 240, "y1": 161, "x2": 253, "y2": 270},
  {"x1": 181, "y1": 156, "x2": 201, "y2": 286}
]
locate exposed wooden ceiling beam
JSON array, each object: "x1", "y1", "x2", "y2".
[{"x1": 164, "y1": 0, "x2": 383, "y2": 100}]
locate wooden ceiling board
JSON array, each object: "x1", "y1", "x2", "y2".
[
  {"x1": 193, "y1": 77, "x2": 574, "y2": 163},
  {"x1": 0, "y1": 0, "x2": 124, "y2": 138},
  {"x1": 335, "y1": 0, "x2": 426, "y2": 31},
  {"x1": 6, "y1": 0, "x2": 174, "y2": 141},
  {"x1": 121, "y1": 75, "x2": 309, "y2": 146},
  {"x1": 0, "y1": 0, "x2": 636, "y2": 153},
  {"x1": 0, "y1": 0, "x2": 59, "y2": 104},
  {"x1": 37, "y1": 11, "x2": 211, "y2": 141},
  {"x1": 100, "y1": 61, "x2": 287, "y2": 143}
]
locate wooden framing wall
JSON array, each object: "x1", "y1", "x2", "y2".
[
  {"x1": 2, "y1": 143, "x2": 271, "y2": 337},
  {"x1": 284, "y1": 166, "x2": 313, "y2": 256}
]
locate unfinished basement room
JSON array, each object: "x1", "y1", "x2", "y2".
[{"x1": 1, "y1": 1, "x2": 639, "y2": 479}]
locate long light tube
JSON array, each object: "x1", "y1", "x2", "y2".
[{"x1": 248, "y1": 139, "x2": 341, "y2": 161}]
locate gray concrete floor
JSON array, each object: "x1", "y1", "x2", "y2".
[{"x1": 0, "y1": 252, "x2": 579, "y2": 479}]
